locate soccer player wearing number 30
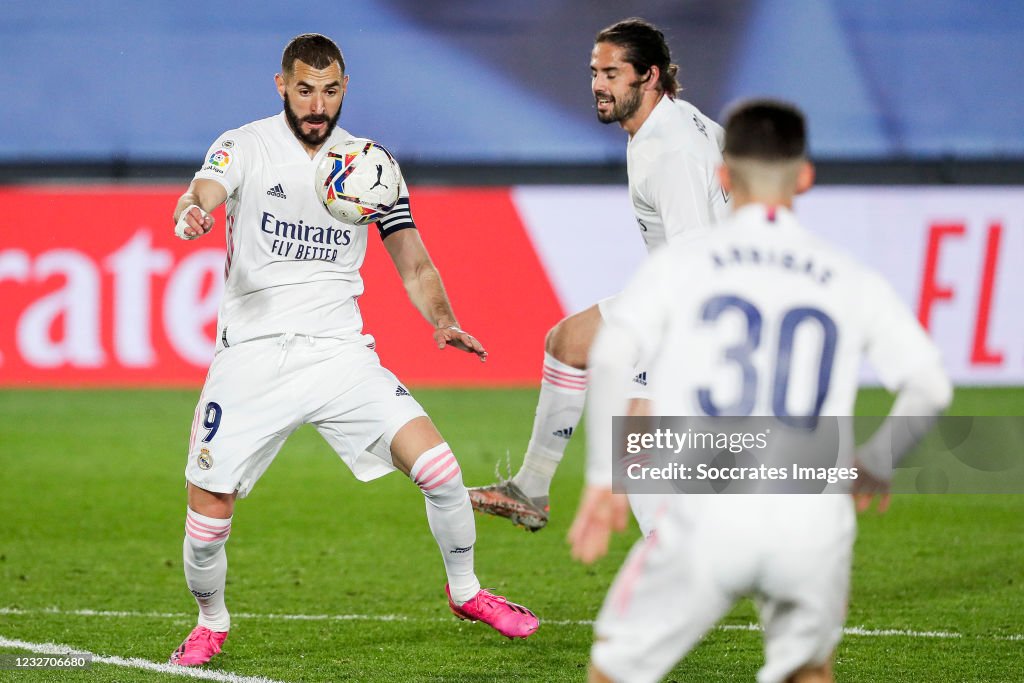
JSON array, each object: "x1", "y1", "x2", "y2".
[
  {"x1": 470, "y1": 18, "x2": 729, "y2": 534},
  {"x1": 570, "y1": 101, "x2": 952, "y2": 683},
  {"x1": 168, "y1": 33, "x2": 537, "y2": 667}
]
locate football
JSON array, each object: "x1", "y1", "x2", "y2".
[{"x1": 315, "y1": 138, "x2": 401, "y2": 225}]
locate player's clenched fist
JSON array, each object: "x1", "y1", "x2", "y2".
[{"x1": 174, "y1": 204, "x2": 214, "y2": 240}]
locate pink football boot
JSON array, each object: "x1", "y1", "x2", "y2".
[
  {"x1": 446, "y1": 584, "x2": 539, "y2": 639},
  {"x1": 169, "y1": 625, "x2": 228, "y2": 666}
]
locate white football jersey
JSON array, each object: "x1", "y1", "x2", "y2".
[
  {"x1": 627, "y1": 96, "x2": 730, "y2": 251},
  {"x1": 194, "y1": 113, "x2": 414, "y2": 346},
  {"x1": 607, "y1": 203, "x2": 942, "y2": 417},
  {"x1": 587, "y1": 202, "x2": 944, "y2": 486}
]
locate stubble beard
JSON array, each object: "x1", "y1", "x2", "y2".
[
  {"x1": 283, "y1": 93, "x2": 342, "y2": 147},
  {"x1": 596, "y1": 80, "x2": 644, "y2": 125}
]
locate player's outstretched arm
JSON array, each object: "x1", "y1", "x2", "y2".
[
  {"x1": 569, "y1": 257, "x2": 673, "y2": 560},
  {"x1": 854, "y1": 274, "x2": 953, "y2": 513},
  {"x1": 853, "y1": 358, "x2": 952, "y2": 513},
  {"x1": 382, "y1": 229, "x2": 487, "y2": 361},
  {"x1": 173, "y1": 179, "x2": 227, "y2": 240},
  {"x1": 569, "y1": 328, "x2": 634, "y2": 563}
]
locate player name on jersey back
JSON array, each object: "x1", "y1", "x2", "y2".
[{"x1": 710, "y1": 243, "x2": 833, "y2": 286}]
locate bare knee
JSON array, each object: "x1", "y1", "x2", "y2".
[
  {"x1": 187, "y1": 482, "x2": 236, "y2": 519},
  {"x1": 544, "y1": 322, "x2": 573, "y2": 364},
  {"x1": 389, "y1": 416, "x2": 446, "y2": 476},
  {"x1": 544, "y1": 307, "x2": 602, "y2": 369}
]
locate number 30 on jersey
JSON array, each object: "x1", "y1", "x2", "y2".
[{"x1": 697, "y1": 295, "x2": 837, "y2": 427}]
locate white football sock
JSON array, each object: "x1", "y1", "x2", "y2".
[
  {"x1": 183, "y1": 508, "x2": 231, "y2": 632},
  {"x1": 410, "y1": 442, "x2": 481, "y2": 605},
  {"x1": 512, "y1": 352, "x2": 588, "y2": 500}
]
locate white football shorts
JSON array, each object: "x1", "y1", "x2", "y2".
[
  {"x1": 592, "y1": 494, "x2": 855, "y2": 683},
  {"x1": 185, "y1": 334, "x2": 427, "y2": 497}
]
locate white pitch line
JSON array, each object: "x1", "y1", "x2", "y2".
[
  {"x1": 0, "y1": 635, "x2": 287, "y2": 683},
  {"x1": 2, "y1": 606, "x2": 1019, "y2": 642},
  {"x1": 0, "y1": 607, "x2": 190, "y2": 619},
  {"x1": 0, "y1": 607, "x2": 407, "y2": 622},
  {"x1": 843, "y1": 625, "x2": 962, "y2": 639},
  {"x1": 720, "y1": 623, "x2": 963, "y2": 639}
]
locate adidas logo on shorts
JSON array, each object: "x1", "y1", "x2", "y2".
[
  {"x1": 266, "y1": 183, "x2": 287, "y2": 199},
  {"x1": 552, "y1": 427, "x2": 574, "y2": 439},
  {"x1": 632, "y1": 371, "x2": 648, "y2": 386},
  {"x1": 395, "y1": 386, "x2": 410, "y2": 397}
]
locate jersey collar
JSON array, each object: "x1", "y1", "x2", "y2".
[{"x1": 735, "y1": 203, "x2": 801, "y2": 230}]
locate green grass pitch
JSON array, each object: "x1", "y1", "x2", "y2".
[{"x1": 1, "y1": 387, "x2": 1022, "y2": 681}]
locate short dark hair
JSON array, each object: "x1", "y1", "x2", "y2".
[
  {"x1": 282, "y1": 33, "x2": 345, "y2": 75},
  {"x1": 595, "y1": 18, "x2": 681, "y2": 95},
  {"x1": 723, "y1": 99, "x2": 808, "y2": 161}
]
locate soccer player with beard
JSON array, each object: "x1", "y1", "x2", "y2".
[
  {"x1": 168, "y1": 33, "x2": 538, "y2": 667},
  {"x1": 470, "y1": 18, "x2": 729, "y2": 534}
]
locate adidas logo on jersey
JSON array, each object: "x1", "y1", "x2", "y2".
[
  {"x1": 632, "y1": 371, "x2": 648, "y2": 386},
  {"x1": 552, "y1": 427, "x2": 574, "y2": 439},
  {"x1": 395, "y1": 386, "x2": 410, "y2": 397},
  {"x1": 266, "y1": 183, "x2": 287, "y2": 199}
]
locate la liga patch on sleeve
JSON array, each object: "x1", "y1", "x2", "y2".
[{"x1": 204, "y1": 149, "x2": 232, "y2": 173}]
